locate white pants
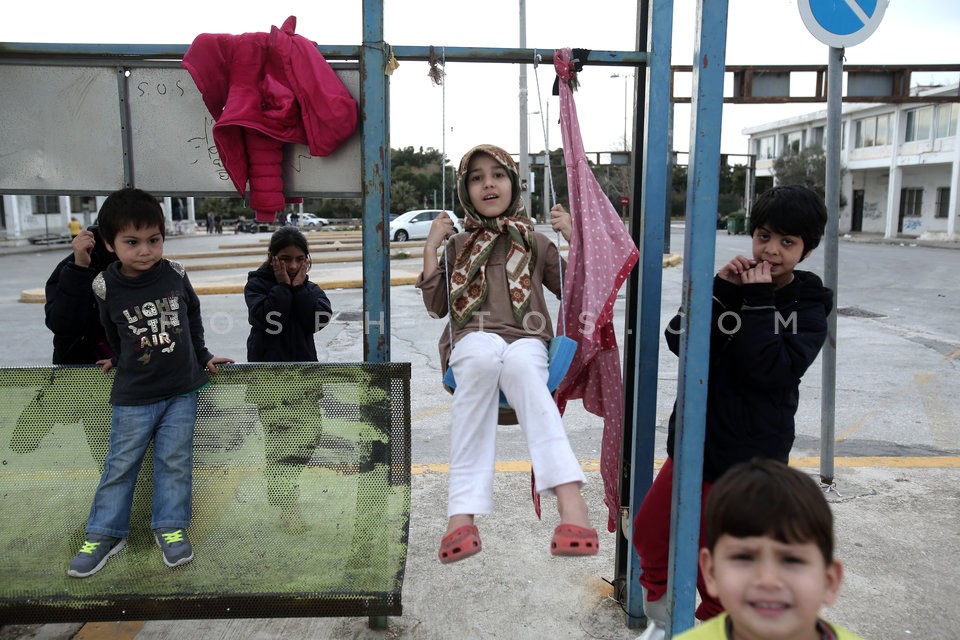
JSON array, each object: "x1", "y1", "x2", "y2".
[{"x1": 446, "y1": 332, "x2": 586, "y2": 517}]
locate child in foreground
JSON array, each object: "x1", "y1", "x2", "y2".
[
  {"x1": 417, "y1": 143, "x2": 596, "y2": 564},
  {"x1": 68, "y1": 188, "x2": 233, "y2": 578},
  {"x1": 672, "y1": 458, "x2": 863, "y2": 640}
]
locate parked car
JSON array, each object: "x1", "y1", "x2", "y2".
[
  {"x1": 389, "y1": 209, "x2": 461, "y2": 242},
  {"x1": 234, "y1": 217, "x2": 259, "y2": 233},
  {"x1": 293, "y1": 212, "x2": 330, "y2": 228}
]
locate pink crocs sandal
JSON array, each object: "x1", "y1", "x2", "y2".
[
  {"x1": 550, "y1": 524, "x2": 599, "y2": 556},
  {"x1": 438, "y1": 525, "x2": 482, "y2": 564}
]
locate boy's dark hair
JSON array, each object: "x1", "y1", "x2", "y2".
[
  {"x1": 96, "y1": 188, "x2": 166, "y2": 245},
  {"x1": 267, "y1": 226, "x2": 310, "y2": 258},
  {"x1": 748, "y1": 185, "x2": 827, "y2": 258},
  {"x1": 705, "y1": 458, "x2": 834, "y2": 564}
]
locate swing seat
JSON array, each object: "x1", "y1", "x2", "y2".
[{"x1": 442, "y1": 335, "x2": 577, "y2": 409}]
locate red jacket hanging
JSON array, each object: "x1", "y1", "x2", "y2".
[{"x1": 182, "y1": 16, "x2": 358, "y2": 221}]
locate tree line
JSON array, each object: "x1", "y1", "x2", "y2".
[{"x1": 193, "y1": 144, "x2": 829, "y2": 223}]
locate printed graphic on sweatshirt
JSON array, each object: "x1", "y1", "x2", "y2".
[{"x1": 121, "y1": 292, "x2": 183, "y2": 364}]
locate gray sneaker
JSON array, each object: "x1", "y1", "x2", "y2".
[
  {"x1": 154, "y1": 528, "x2": 194, "y2": 567},
  {"x1": 67, "y1": 534, "x2": 127, "y2": 578}
]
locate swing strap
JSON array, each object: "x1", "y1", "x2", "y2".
[{"x1": 437, "y1": 52, "x2": 576, "y2": 406}]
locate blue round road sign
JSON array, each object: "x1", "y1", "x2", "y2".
[{"x1": 798, "y1": 0, "x2": 888, "y2": 48}]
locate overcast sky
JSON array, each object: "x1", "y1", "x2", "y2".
[{"x1": 2, "y1": 1, "x2": 958, "y2": 168}]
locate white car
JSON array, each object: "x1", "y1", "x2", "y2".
[
  {"x1": 293, "y1": 212, "x2": 330, "y2": 228},
  {"x1": 389, "y1": 209, "x2": 461, "y2": 242}
]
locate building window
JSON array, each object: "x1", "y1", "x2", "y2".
[
  {"x1": 781, "y1": 131, "x2": 802, "y2": 155},
  {"x1": 70, "y1": 195, "x2": 97, "y2": 215},
  {"x1": 754, "y1": 135, "x2": 775, "y2": 160},
  {"x1": 934, "y1": 103, "x2": 958, "y2": 139},
  {"x1": 904, "y1": 106, "x2": 933, "y2": 142},
  {"x1": 810, "y1": 126, "x2": 824, "y2": 148},
  {"x1": 876, "y1": 114, "x2": 890, "y2": 145},
  {"x1": 899, "y1": 188, "x2": 923, "y2": 218},
  {"x1": 855, "y1": 118, "x2": 876, "y2": 147},
  {"x1": 33, "y1": 195, "x2": 60, "y2": 215},
  {"x1": 935, "y1": 187, "x2": 951, "y2": 219},
  {"x1": 854, "y1": 114, "x2": 891, "y2": 147}
]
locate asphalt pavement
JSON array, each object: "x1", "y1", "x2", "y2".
[{"x1": 1, "y1": 226, "x2": 958, "y2": 640}]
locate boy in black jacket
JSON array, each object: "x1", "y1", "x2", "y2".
[
  {"x1": 632, "y1": 185, "x2": 834, "y2": 638},
  {"x1": 44, "y1": 225, "x2": 117, "y2": 364},
  {"x1": 67, "y1": 188, "x2": 233, "y2": 578}
]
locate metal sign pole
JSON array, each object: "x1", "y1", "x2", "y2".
[
  {"x1": 797, "y1": 0, "x2": 888, "y2": 486},
  {"x1": 820, "y1": 45, "x2": 843, "y2": 485}
]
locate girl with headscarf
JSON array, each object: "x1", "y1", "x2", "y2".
[{"x1": 416, "y1": 143, "x2": 598, "y2": 564}]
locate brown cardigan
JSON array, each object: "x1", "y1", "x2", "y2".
[{"x1": 416, "y1": 230, "x2": 566, "y2": 381}]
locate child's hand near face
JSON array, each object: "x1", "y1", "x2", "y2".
[
  {"x1": 290, "y1": 261, "x2": 308, "y2": 288},
  {"x1": 718, "y1": 255, "x2": 772, "y2": 285},
  {"x1": 738, "y1": 260, "x2": 772, "y2": 285},
  {"x1": 272, "y1": 256, "x2": 292, "y2": 285},
  {"x1": 72, "y1": 230, "x2": 96, "y2": 268}
]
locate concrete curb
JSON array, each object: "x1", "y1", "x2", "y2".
[
  {"x1": 19, "y1": 275, "x2": 423, "y2": 303},
  {"x1": 17, "y1": 255, "x2": 680, "y2": 303},
  {"x1": 664, "y1": 253, "x2": 682, "y2": 267}
]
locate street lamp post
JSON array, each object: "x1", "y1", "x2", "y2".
[
  {"x1": 610, "y1": 72, "x2": 633, "y2": 151},
  {"x1": 518, "y1": 0, "x2": 531, "y2": 216},
  {"x1": 529, "y1": 104, "x2": 551, "y2": 222},
  {"x1": 542, "y1": 102, "x2": 550, "y2": 222}
]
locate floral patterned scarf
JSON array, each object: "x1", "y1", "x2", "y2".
[{"x1": 448, "y1": 145, "x2": 537, "y2": 327}]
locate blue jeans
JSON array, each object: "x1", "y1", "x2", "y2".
[{"x1": 85, "y1": 393, "x2": 197, "y2": 538}]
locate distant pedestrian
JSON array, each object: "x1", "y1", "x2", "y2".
[
  {"x1": 172, "y1": 198, "x2": 185, "y2": 235},
  {"x1": 633, "y1": 185, "x2": 834, "y2": 637},
  {"x1": 68, "y1": 217, "x2": 82, "y2": 238}
]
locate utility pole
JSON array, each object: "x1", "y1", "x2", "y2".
[
  {"x1": 542, "y1": 101, "x2": 550, "y2": 222},
  {"x1": 518, "y1": 0, "x2": 531, "y2": 216}
]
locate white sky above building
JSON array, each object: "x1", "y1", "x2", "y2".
[{"x1": 2, "y1": 1, "x2": 958, "y2": 164}]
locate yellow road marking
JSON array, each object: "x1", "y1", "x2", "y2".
[
  {"x1": 412, "y1": 456, "x2": 960, "y2": 475},
  {"x1": 75, "y1": 621, "x2": 145, "y2": 640},
  {"x1": 789, "y1": 455, "x2": 960, "y2": 469}
]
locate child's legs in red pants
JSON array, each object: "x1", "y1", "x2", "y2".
[{"x1": 632, "y1": 457, "x2": 722, "y2": 621}]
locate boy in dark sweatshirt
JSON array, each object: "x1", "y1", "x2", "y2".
[{"x1": 68, "y1": 188, "x2": 232, "y2": 578}]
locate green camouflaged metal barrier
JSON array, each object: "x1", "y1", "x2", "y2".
[{"x1": 0, "y1": 363, "x2": 411, "y2": 623}]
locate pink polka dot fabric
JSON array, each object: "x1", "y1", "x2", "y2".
[{"x1": 551, "y1": 48, "x2": 639, "y2": 533}]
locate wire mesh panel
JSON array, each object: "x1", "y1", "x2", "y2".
[{"x1": 0, "y1": 363, "x2": 411, "y2": 623}]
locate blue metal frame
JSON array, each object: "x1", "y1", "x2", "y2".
[
  {"x1": 626, "y1": 0, "x2": 674, "y2": 626},
  {"x1": 361, "y1": 0, "x2": 391, "y2": 364},
  {"x1": 665, "y1": 0, "x2": 729, "y2": 635}
]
